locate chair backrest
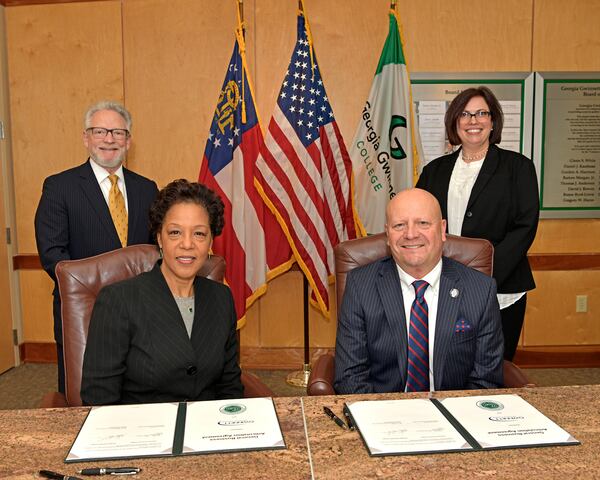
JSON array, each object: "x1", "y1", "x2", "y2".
[
  {"x1": 334, "y1": 232, "x2": 493, "y2": 311},
  {"x1": 56, "y1": 244, "x2": 225, "y2": 407}
]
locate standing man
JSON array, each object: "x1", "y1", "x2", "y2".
[
  {"x1": 334, "y1": 188, "x2": 503, "y2": 394},
  {"x1": 35, "y1": 100, "x2": 158, "y2": 393}
]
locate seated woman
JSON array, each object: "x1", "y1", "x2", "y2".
[{"x1": 81, "y1": 179, "x2": 243, "y2": 405}]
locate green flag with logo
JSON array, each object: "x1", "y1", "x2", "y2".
[{"x1": 350, "y1": 10, "x2": 423, "y2": 234}]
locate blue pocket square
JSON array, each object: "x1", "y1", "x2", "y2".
[{"x1": 455, "y1": 318, "x2": 473, "y2": 333}]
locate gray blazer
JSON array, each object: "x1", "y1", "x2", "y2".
[{"x1": 334, "y1": 256, "x2": 504, "y2": 394}]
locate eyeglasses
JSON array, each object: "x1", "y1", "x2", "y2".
[
  {"x1": 459, "y1": 110, "x2": 491, "y2": 121},
  {"x1": 86, "y1": 127, "x2": 130, "y2": 140}
]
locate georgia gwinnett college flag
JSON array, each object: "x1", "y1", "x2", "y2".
[
  {"x1": 255, "y1": 9, "x2": 360, "y2": 318},
  {"x1": 350, "y1": 10, "x2": 423, "y2": 235},
  {"x1": 199, "y1": 26, "x2": 292, "y2": 326}
]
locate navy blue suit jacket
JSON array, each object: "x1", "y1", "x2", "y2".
[
  {"x1": 81, "y1": 263, "x2": 243, "y2": 405},
  {"x1": 334, "y1": 256, "x2": 503, "y2": 394},
  {"x1": 35, "y1": 160, "x2": 158, "y2": 340}
]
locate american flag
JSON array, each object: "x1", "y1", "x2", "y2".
[
  {"x1": 199, "y1": 31, "x2": 292, "y2": 324},
  {"x1": 255, "y1": 12, "x2": 359, "y2": 317}
]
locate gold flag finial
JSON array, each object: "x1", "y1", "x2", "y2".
[
  {"x1": 299, "y1": 0, "x2": 316, "y2": 80},
  {"x1": 235, "y1": 0, "x2": 247, "y2": 123},
  {"x1": 237, "y1": 0, "x2": 244, "y2": 33}
]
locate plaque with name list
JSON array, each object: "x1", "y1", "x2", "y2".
[
  {"x1": 534, "y1": 72, "x2": 600, "y2": 218},
  {"x1": 410, "y1": 73, "x2": 534, "y2": 167}
]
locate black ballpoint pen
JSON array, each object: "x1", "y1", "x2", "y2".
[
  {"x1": 78, "y1": 467, "x2": 141, "y2": 476},
  {"x1": 323, "y1": 406, "x2": 348, "y2": 430},
  {"x1": 39, "y1": 470, "x2": 83, "y2": 480},
  {"x1": 342, "y1": 404, "x2": 355, "y2": 430}
]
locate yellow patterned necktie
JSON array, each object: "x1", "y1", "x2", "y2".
[{"x1": 108, "y1": 174, "x2": 128, "y2": 247}]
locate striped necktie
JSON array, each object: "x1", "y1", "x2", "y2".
[
  {"x1": 108, "y1": 174, "x2": 128, "y2": 247},
  {"x1": 406, "y1": 280, "x2": 430, "y2": 392}
]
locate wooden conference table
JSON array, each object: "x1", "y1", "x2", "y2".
[{"x1": 1, "y1": 385, "x2": 599, "y2": 479}]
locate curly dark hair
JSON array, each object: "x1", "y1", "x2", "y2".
[
  {"x1": 149, "y1": 179, "x2": 225, "y2": 240},
  {"x1": 445, "y1": 86, "x2": 504, "y2": 146}
]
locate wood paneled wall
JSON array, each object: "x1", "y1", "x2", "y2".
[
  {"x1": 399, "y1": 0, "x2": 533, "y2": 72},
  {"x1": 4, "y1": 0, "x2": 600, "y2": 358},
  {"x1": 7, "y1": 1, "x2": 124, "y2": 252},
  {"x1": 0, "y1": 4, "x2": 16, "y2": 373},
  {"x1": 532, "y1": 0, "x2": 600, "y2": 71},
  {"x1": 6, "y1": 0, "x2": 124, "y2": 342},
  {"x1": 526, "y1": 0, "x2": 600, "y2": 348}
]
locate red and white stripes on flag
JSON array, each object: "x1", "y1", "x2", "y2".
[
  {"x1": 255, "y1": 11, "x2": 359, "y2": 317},
  {"x1": 199, "y1": 27, "x2": 292, "y2": 325}
]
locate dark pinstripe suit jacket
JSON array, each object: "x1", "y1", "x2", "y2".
[
  {"x1": 80, "y1": 263, "x2": 243, "y2": 405},
  {"x1": 34, "y1": 160, "x2": 158, "y2": 339},
  {"x1": 334, "y1": 256, "x2": 504, "y2": 394}
]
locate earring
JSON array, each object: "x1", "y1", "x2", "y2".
[{"x1": 159, "y1": 247, "x2": 163, "y2": 258}]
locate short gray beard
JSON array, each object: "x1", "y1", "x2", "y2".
[{"x1": 90, "y1": 151, "x2": 126, "y2": 170}]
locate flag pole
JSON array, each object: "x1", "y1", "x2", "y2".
[
  {"x1": 237, "y1": 0, "x2": 244, "y2": 34},
  {"x1": 286, "y1": 271, "x2": 311, "y2": 387},
  {"x1": 235, "y1": 0, "x2": 247, "y2": 123},
  {"x1": 286, "y1": 0, "x2": 312, "y2": 388}
]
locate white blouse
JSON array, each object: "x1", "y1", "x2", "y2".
[
  {"x1": 447, "y1": 151, "x2": 524, "y2": 310},
  {"x1": 447, "y1": 152, "x2": 484, "y2": 236}
]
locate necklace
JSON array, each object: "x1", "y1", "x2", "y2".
[
  {"x1": 462, "y1": 146, "x2": 488, "y2": 162},
  {"x1": 174, "y1": 295, "x2": 195, "y2": 314}
]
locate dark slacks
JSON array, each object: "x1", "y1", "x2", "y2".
[
  {"x1": 501, "y1": 294, "x2": 527, "y2": 361},
  {"x1": 53, "y1": 294, "x2": 65, "y2": 394}
]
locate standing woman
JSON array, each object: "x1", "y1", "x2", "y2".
[
  {"x1": 416, "y1": 86, "x2": 539, "y2": 361},
  {"x1": 81, "y1": 179, "x2": 243, "y2": 405}
]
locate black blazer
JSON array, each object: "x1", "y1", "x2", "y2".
[
  {"x1": 35, "y1": 160, "x2": 158, "y2": 284},
  {"x1": 334, "y1": 256, "x2": 503, "y2": 394},
  {"x1": 416, "y1": 145, "x2": 539, "y2": 294},
  {"x1": 81, "y1": 263, "x2": 243, "y2": 405}
]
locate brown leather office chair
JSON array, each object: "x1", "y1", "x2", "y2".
[
  {"x1": 40, "y1": 244, "x2": 273, "y2": 408},
  {"x1": 307, "y1": 233, "x2": 534, "y2": 395}
]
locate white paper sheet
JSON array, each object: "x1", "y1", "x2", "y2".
[
  {"x1": 183, "y1": 397, "x2": 285, "y2": 453},
  {"x1": 441, "y1": 394, "x2": 578, "y2": 448},
  {"x1": 66, "y1": 403, "x2": 178, "y2": 461},
  {"x1": 347, "y1": 399, "x2": 472, "y2": 455}
]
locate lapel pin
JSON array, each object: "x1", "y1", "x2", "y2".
[{"x1": 450, "y1": 288, "x2": 459, "y2": 298}]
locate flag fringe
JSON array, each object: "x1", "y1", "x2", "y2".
[
  {"x1": 234, "y1": 16, "x2": 294, "y2": 286},
  {"x1": 254, "y1": 177, "x2": 332, "y2": 319}
]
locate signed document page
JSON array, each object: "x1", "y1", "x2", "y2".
[
  {"x1": 66, "y1": 403, "x2": 178, "y2": 461},
  {"x1": 183, "y1": 397, "x2": 285, "y2": 453},
  {"x1": 440, "y1": 394, "x2": 579, "y2": 449},
  {"x1": 347, "y1": 398, "x2": 472, "y2": 456}
]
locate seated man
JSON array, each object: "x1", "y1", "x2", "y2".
[{"x1": 334, "y1": 188, "x2": 503, "y2": 393}]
